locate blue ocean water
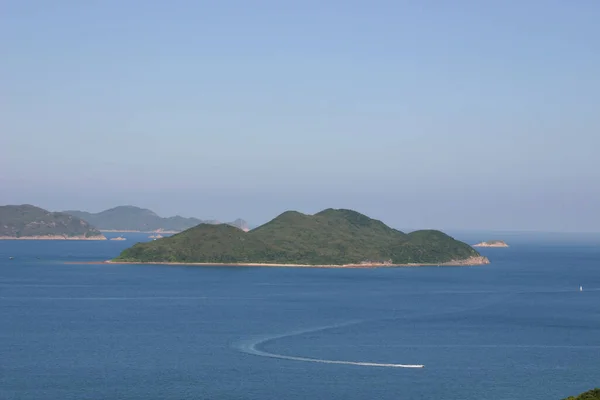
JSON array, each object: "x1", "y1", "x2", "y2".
[{"x1": 1, "y1": 231, "x2": 599, "y2": 400}]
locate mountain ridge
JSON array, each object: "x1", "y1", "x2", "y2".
[{"x1": 64, "y1": 206, "x2": 248, "y2": 232}]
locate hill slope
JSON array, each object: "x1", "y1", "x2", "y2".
[
  {"x1": 114, "y1": 208, "x2": 487, "y2": 266},
  {"x1": 564, "y1": 388, "x2": 600, "y2": 400},
  {"x1": 0, "y1": 205, "x2": 106, "y2": 239},
  {"x1": 64, "y1": 206, "x2": 248, "y2": 232}
]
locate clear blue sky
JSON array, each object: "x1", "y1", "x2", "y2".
[{"x1": 2, "y1": 1, "x2": 599, "y2": 231}]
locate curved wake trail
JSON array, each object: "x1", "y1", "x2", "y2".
[
  {"x1": 235, "y1": 287, "x2": 597, "y2": 370},
  {"x1": 235, "y1": 321, "x2": 424, "y2": 369}
]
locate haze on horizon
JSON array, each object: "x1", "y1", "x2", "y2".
[{"x1": 1, "y1": 1, "x2": 599, "y2": 232}]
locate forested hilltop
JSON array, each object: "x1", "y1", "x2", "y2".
[
  {"x1": 65, "y1": 206, "x2": 248, "y2": 232},
  {"x1": 0, "y1": 205, "x2": 105, "y2": 239},
  {"x1": 114, "y1": 208, "x2": 488, "y2": 266}
]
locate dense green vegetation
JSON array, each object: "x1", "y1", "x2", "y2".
[
  {"x1": 564, "y1": 388, "x2": 600, "y2": 400},
  {"x1": 115, "y1": 208, "x2": 483, "y2": 265},
  {"x1": 65, "y1": 205, "x2": 248, "y2": 232},
  {"x1": 0, "y1": 204, "x2": 104, "y2": 238}
]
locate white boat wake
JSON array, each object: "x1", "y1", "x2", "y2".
[{"x1": 235, "y1": 320, "x2": 424, "y2": 369}]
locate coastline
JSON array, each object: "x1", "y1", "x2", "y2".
[
  {"x1": 473, "y1": 243, "x2": 509, "y2": 248},
  {"x1": 0, "y1": 235, "x2": 107, "y2": 241},
  {"x1": 78, "y1": 256, "x2": 490, "y2": 268}
]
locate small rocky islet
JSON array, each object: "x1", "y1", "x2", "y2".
[{"x1": 473, "y1": 240, "x2": 509, "y2": 248}]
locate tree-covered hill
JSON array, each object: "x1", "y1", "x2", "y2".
[
  {"x1": 0, "y1": 204, "x2": 105, "y2": 239},
  {"x1": 114, "y1": 208, "x2": 486, "y2": 266}
]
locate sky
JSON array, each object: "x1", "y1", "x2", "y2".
[{"x1": 1, "y1": 1, "x2": 599, "y2": 232}]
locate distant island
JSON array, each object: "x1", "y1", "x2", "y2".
[
  {"x1": 113, "y1": 208, "x2": 489, "y2": 267},
  {"x1": 64, "y1": 205, "x2": 249, "y2": 232},
  {"x1": 473, "y1": 240, "x2": 509, "y2": 248},
  {"x1": 0, "y1": 205, "x2": 106, "y2": 240},
  {"x1": 563, "y1": 388, "x2": 600, "y2": 400}
]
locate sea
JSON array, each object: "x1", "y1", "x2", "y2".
[{"x1": 1, "y1": 231, "x2": 599, "y2": 400}]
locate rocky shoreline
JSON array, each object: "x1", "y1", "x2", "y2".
[
  {"x1": 0, "y1": 235, "x2": 107, "y2": 240},
  {"x1": 83, "y1": 255, "x2": 491, "y2": 268}
]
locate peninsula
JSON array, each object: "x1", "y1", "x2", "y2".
[
  {"x1": 0, "y1": 204, "x2": 106, "y2": 240},
  {"x1": 473, "y1": 240, "x2": 509, "y2": 248},
  {"x1": 113, "y1": 208, "x2": 489, "y2": 267},
  {"x1": 64, "y1": 205, "x2": 249, "y2": 232}
]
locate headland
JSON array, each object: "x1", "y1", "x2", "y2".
[{"x1": 0, "y1": 204, "x2": 106, "y2": 240}]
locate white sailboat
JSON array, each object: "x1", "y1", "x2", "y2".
[{"x1": 579, "y1": 286, "x2": 583, "y2": 292}]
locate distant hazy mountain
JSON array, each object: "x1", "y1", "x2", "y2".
[
  {"x1": 0, "y1": 204, "x2": 105, "y2": 239},
  {"x1": 228, "y1": 218, "x2": 250, "y2": 232},
  {"x1": 64, "y1": 206, "x2": 248, "y2": 232}
]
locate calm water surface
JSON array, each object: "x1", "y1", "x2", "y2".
[{"x1": 1, "y1": 232, "x2": 599, "y2": 399}]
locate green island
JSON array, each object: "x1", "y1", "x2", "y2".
[
  {"x1": 64, "y1": 205, "x2": 248, "y2": 232},
  {"x1": 113, "y1": 208, "x2": 489, "y2": 266},
  {"x1": 563, "y1": 388, "x2": 600, "y2": 400},
  {"x1": 0, "y1": 204, "x2": 106, "y2": 240}
]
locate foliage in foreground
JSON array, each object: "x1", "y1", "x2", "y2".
[{"x1": 564, "y1": 388, "x2": 600, "y2": 400}]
